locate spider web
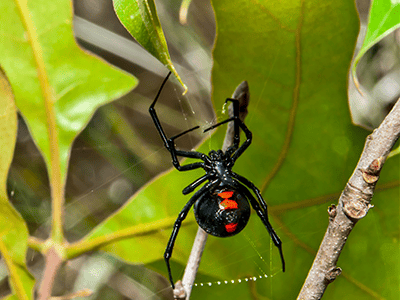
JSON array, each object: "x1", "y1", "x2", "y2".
[{"x1": 5, "y1": 72, "x2": 326, "y2": 299}]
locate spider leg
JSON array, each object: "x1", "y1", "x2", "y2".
[
  {"x1": 182, "y1": 174, "x2": 211, "y2": 195},
  {"x1": 168, "y1": 126, "x2": 212, "y2": 170},
  {"x1": 149, "y1": 72, "x2": 173, "y2": 147},
  {"x1": 230, "y1": 117, "x2": 252, "y2": 163},
  {"x1": 149, "y1": 72, "x2": 209, "y2": 171},
  {"x1": 164, "y1": 179, "x2": 219, "y2": 289},
  {"x1": 203, "y1": 110, "x2": 252, "y2": 164},
  {"x1": 225, "y1": 98, "x2": 240, "y2": 151},
  {"x1": 168, "y1": 147, "x2": 209, "y2": 172},
  {"x1": 221, "y1": 98, "x2": 252, "y2": 162},
  {"x1": 203, "y1": 98, "x2": 240, "y2": 153},
  {"x1": 232, "y1": 174, "x2": 285, "y2": 272}
]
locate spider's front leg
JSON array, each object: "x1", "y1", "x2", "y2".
[
  {"x1": 164, "y1": 179, "x2": 219, "y2": 289},
  {"x1": 203, "y1": 100, "x2": 252, "y2": 164},
  {"x1": 203, "y1": 98, "x2": 241, "y2": 153},
  {"x1": 149, "y1": 73, "x2": 209, "y2": 171},
  {"x1": 167, "y1": 132, "x2": 208, "y2": 172}
]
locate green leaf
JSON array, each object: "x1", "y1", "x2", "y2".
[
  {"x1": 0, "y1": 0, "x2": 136, "y2": 241},
  {"x1": 0, "y1": 68, "x2": 34, "y2": 300},
  {"x1": 0, "y1": 0, "x2": 137, "y2": 188},
  {"x1": 113, "y1": 0, "x2": 186, "y2": 91},
  {"x1": 77, "y1": 0, "x2": 399, "y2": 299},
  {"x1": 352, "y1": 0, "x2": 400, "y2": 85}
]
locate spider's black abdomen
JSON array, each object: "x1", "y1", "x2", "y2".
[{"x1": 194, "y1": 188, "x2": 250, "y2": 237}]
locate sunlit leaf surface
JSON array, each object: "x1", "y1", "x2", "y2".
[
  {"x1": 0, "y1": 69, "x2": 34, "y2": 300},
  {"x1": 113, "y1": 0, "x2": 186, "y2": 90},
  {"x1": 352, "y1": 0, "x2": 400, "y2": 85},
  {"x1": 0, "y1": 0, "x2": 137, "y2": 185}
]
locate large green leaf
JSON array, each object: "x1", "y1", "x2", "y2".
[
  {"x1": 0, "y1": 0, "x2": 137, "y2": 194},
  {"x1": 352, "y1": 0, "x2": 400, "y2": 85},
  {"x1": 113, "y1": 0, "x2": 186, "y2": 90},
  {"x1": 0, "y1": 69, "x2": 34, "y2": 300},
  {"x1": 76, "y1": 0, "x2": 399, "y2": 299}
]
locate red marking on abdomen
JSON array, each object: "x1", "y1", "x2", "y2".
[
  {"x1": 218, "y1": 191, "x2": 234, "y2": 199},
  {"x1": 220, "y1": 199, "x2": 238, "y2": 210},
  {"x1": 225, "y1": 223, "x2": 238, "y2": 233}
]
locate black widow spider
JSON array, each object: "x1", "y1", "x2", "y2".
[{"x1": 149, "y1": 72, "x2": 285, "y2": 289}]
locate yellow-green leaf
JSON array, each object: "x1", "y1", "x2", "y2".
[
  {"x1": 113, "y1": 0, "x2": 186, "y2": 91},
  {"x1": 0, "y1": 68, "x2": 34, "y2": 300},
  {"x1": 0, "y1": 0, "x2": 137, "y2": 191},
  {"x1": 352, "y1": 0, "x2": 400, "y2": 87}
]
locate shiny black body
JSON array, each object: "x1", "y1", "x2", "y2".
[
  {"x1": 194, "y1": 187, "x2": 250, "y2": 237},
  {"x1": 149, "y1": 72, "x2": 285, "y2": 289}
]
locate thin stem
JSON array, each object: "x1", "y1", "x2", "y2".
[
  {"x1": 37, "y1": 248, "x2": 63, "y2": 300},
  {"x1": 66, "y1": 215, "x2": 191, "y2": 259},
  {"x1": 15, "y1": 0, "x2": 65, "y2": 243},
  {"x1": 15, "y1": 2, "x2": 66, "y2": 298},
  {"x1": 0, "y1": 240, "x2": 29, "y2": 300},
  {"x1": 297, "y1": 98, "x2": 400, "y2": 299},
  {"x1": 177, "y1": 227, "x2": 208, "y2": 299},
  {"x1": 27, "y1": 236, "x2": 45, "y2": 253},
  {"x1": 50, "y1": 289, "x2": 93, "y2": 300}
]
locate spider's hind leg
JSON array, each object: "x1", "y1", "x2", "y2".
[
  {"x1": 233, "y1": 174, "x2": 285, "y2": 272},
  {"x1": 164, "y1": 179, "x2": 219, "y2": 288}
]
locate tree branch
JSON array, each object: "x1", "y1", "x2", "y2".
[
  {"x1": 297, "y1": 98, "x2": 400, "y2": 299},
  {"x1": 174, "y1": 81, "x2": 250, "y2": 299}
]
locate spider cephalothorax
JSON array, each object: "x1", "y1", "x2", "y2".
[{"x1": 149, "y1": 72, "x2": 285, "y2": 289}]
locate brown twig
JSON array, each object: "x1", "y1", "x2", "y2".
[
  {"x1": 50, "y1": 288, "x2": 93, "y2": 300},
  {"x1": 37, "y1": 247, "x2": 63, "y2": 300},
  {"x1": 297, "y1": 98, "x2": 400, "y2": 300},
  {"x1": 174, "y1": 81, "x2": 250, "y2": 299}
]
